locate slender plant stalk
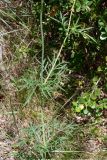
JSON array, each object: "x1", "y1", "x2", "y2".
[
  {"x1": 50, "y1": 150, "x2": 94, "y2": 154},
  {"x1": 41, "y1": 108, "x2": 46, "y2": 147},
  {"x1": 40, "y1": 0, "x2": 46, "y2": 147},
  {"x1": 44, "y1": 0, "x2": 76, "y2": 84},
  {"x1": 10, "y1": 97, "x2": 19, "y2": 134},
  {"x1": 40, "y1": 0, "x2": 45, "y2": 83}
]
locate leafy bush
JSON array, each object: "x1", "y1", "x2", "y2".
[{"x1": 72, "y1": 77, "x2": 107, "y2": 116}]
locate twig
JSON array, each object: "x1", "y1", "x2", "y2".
[{"x1": 0, "y1": 29, "x2": 24, "y2": 36}]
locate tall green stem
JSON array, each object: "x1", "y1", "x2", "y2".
[
  {"x1": 40, "y1": 0, "x2": 46, "y2": 147},
  {"x1": 40, "y1": 0, "x2": 44, "y2": 83}
]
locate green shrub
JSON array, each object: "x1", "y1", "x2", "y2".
[{"x1": 14, "y1": 120, "x2": 76, "y2": 159}]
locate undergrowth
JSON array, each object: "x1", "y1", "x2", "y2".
[{"x1": 0, "y1": 0, "x2": 107, "y2": 159}]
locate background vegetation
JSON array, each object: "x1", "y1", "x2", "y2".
[{"x1": 0, "y1": 0, "x2": 107, "y2": 159}]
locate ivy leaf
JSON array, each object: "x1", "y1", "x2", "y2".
[
  {"x1": 75, "y1": 104, "x2": 84, "y2": 113},
  {"x1": 83, "y1": 109, "x2": 88, "y2": 115},
  {"x1": 100, "y1": 32, "x2": 107, "y2": 40}
]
